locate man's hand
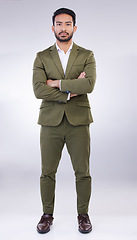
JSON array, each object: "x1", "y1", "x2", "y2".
[
  {"x1": 70, "y1": 93, "x2": 78, "y2": 98},
  {"x1": 47, "y1": 72, "x2": 86, "y2": 98},
  {"x1": 47, "y1": 79, "x2": 60, "y2": 88},
  {"x1": 78, "y1": 72, "x2": 86, "y2": 79}
]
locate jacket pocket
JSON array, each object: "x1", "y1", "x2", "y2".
[
  {"x1": 40, "y1": 101, "x2": 54, "y2": 108},
  {"x1": 76, "y1": 101, "x2": 90, "y2": 108}
]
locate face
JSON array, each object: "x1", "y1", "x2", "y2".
[{"x1": 52, "y1": 14, "x2": 77, "y2": 42}]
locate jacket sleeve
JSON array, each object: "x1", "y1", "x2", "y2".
[
  {"x1": 60, "y1": 51, "x2": 96, "y2": 94},
  {"x1": 32, "y1": 53, "x2": 68, "y2": 103}
]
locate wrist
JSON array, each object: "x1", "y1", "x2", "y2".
[{"x1": 55, "y1": 80, "x2": 60, "y2": 88}]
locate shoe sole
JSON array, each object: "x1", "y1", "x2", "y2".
[
  {"x1": 78, "y1": 228, "x2": 92, "y2": 234},
  {"x1": 37, "y1": 228, "x2": 50, "y2": 234}
]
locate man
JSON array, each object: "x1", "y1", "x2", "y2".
[{"x1": 33, "y1": 8, "x2": 96, "y2": 234}]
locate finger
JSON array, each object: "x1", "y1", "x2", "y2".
[{"x1": 81, "y1": 72, "x2": 86, "y2": 76}]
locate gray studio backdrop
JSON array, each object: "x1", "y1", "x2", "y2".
[{"x1": 0, "y1": 0, "x2": 137, "y2": 216}]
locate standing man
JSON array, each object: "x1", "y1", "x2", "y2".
[{"x1": 33, "y1": 8, "x2": 96, "y2": 234}]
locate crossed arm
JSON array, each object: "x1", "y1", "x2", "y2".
[
  {"x1": 33, "y1": 51, "x2": 96, "y2": 103},
  {"x1": 46, "y1": 72, "x2": 86, "y2": 98}
]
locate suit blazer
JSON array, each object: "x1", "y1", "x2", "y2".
[{"x1": 33, "y1": 42, "x2": 96, "y2": 126}]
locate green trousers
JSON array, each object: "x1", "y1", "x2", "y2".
[{"x1": 40, "y1": 114, "x2": 91, "y2": 215}]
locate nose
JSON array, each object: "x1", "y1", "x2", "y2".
[{"x1": 61, "y1": 23, "x2": 66, "y2": 31}]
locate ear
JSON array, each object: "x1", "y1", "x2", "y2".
[
  {"x1": 73, "y1": 25, "x2": 77, "y2": 33},
  {"x1": 52, "y1": 25, "x2": 54, "y2": 32}
]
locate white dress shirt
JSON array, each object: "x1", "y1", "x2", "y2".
[
  {"x1": 56, "y1": 42, "x2": 73, "y2": 100},
  {"x1": 56, "y1": 42, "x2": 73, "y2": 74}
]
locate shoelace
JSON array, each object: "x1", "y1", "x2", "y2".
[
  {"x1": 79, "y1": 214, "x2": 90, "y2": 223},
  {"x1": 40, "y1": 215, "x2": 52, "y2": 224}
]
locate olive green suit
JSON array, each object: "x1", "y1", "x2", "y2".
[{"x1": 33, "y1": 42, "x2": 96, "y2": 214}]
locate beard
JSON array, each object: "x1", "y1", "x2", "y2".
[{"x1": 54, "y1": 31, "x2": 73, "y2": 42}]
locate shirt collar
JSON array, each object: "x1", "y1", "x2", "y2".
[{"x1": 56, "y1": 42, "x2": 73, "y2": 53}]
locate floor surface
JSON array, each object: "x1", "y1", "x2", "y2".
[
  {"x1": 0, "y1": 214, "x2": 137, "y2": 240},
  {"x1": 0, "y1": 180, "x2": 137, "y2": 240}
]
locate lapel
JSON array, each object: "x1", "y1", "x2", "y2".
[
  {"x1": 65, "y1": 43, "x2": 79, "y2": 78},
  {"x1": 49, "y1": 42, "x2": 79, "y2": 79},
  {"x1": 50, "y1": 44, "x2": 64, "y2": 78}
]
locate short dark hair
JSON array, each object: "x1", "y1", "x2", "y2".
[{"x1": 52, "y1": 8, "x2": 76, "y2": 26}]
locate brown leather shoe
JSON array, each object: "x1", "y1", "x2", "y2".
[
  {"x1": 37, "y1": 214, "x2": 54, "y2": 234},
  {"x1": 78, "y1": 214, "x2": 92, "y2": 233}
]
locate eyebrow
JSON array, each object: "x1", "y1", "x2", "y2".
[{"x1": 56, "y1": 21, "x2": 72, "y2": 23}]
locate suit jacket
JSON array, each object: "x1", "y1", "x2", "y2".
[{"x1": 33, "y1": 42, "x2": 96, "y2": 126}]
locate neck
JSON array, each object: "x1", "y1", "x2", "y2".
[{"x1": 56, "y1": 39, "x2": 73, "y2": 53}]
